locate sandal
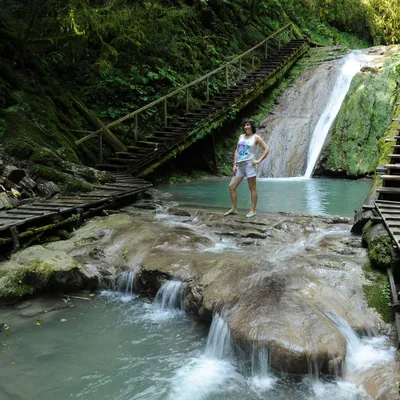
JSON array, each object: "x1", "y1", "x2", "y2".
[
  {"x1": 246, "y1": 212, "x2": 257, "y2": 218},
  {"x1": 223, "y1": 210, "x2": 239, "y2": 216}
]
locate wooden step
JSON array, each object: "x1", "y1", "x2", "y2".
[
  {"x1": 381, "y1": 175, "x2": 400, "y2": 180},
  {"x1": 377, "y1": 187, "x2": 400, "y2": 194},
  {"x1": 116, "y1": 152, "x2": 140, "y2": 159},
  {"x1": 384, "y1": 164, "x2": 400, "y2": 169},
  {"x1": 136, "y1": 141, "x2": 159, "y2": 148},
  {"x1": 127, "y1": 146, "x2": 153, "y2": 153},
  {"x1": 389, "y1": 154, "x2": 400, "y2": 158},
  {"x1": 95, "y1": 164, "x2": 125, "y2": 171}
]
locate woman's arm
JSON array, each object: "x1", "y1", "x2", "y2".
[{"x1": 253, "y1": 135, "x2": 270, "y2": 164}]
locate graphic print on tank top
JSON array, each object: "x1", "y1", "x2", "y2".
[{"x1": 237, "y1": 134, "x2": 256, "y2": 163}]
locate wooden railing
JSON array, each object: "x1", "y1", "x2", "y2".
[{"x1": 75, "y1": 23, "x2": 297, "y2": 154}]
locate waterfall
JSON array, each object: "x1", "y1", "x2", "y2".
[
  {"x1": 154, "y1": 280, "x2": 183, "y2": 310},
  {"x1": 304, "y1": 51, "x2": 369, "y2": 178},
  {"x1": 204, "y1": 313, "x2": 232, "y2": 359},
  {"x1": 116, "y1": 271, "x2": 135, "y2": 295}
]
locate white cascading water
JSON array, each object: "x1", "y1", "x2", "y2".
[
  {"x1": 304, "y1": 51, "x2": 370, "y2": 178},
  {"x1": 116, "y1": 271, "x2": 135, "y2": 295},
  {"x1": 154, "y1": 280, "x2": 183, "y2": 310},
  {"x1": 325, "y1": 312, "x2": 395, "y2": 372},
  {"x1": 250, "y1": 345, "x2": 277, "y2": 391},
  {"x1": 204, "y1": 313, "x2": 233, "y2": 359},
  {"x1": 168, "y1": 313, "x2": 242, "y2": 400}
]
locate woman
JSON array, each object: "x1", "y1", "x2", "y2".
[{"x1": 224, "y1": 118, "x2": 270, "y2": 218}]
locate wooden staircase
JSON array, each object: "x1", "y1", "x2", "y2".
[
  {"x1": 375, "y1": 133, "x2": 400, "y2": 247},
  {"x1": 95, "y1": 39, "x2": 309, "y2": 176}
]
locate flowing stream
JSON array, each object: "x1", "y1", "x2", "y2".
[{"x1": 2, "y1": 289, "x2": 386, "y2": 400}]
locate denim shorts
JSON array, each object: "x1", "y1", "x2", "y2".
[{"x1": 236, "y1": 160, "x2": 256, "y2": 178}]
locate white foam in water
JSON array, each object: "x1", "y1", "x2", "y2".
[
  {"x1": 249, "y1": 346, "x2": 277, "y2": 392},
  {"x1": 168, "y1": 356, "x2": 244, "y2": 400},
  {"x1": 311, "y1": 379, "x2": 369, "y2": 400},
  {"x1": 204, "y1": 238, "x2": 238, "y2": 253}
]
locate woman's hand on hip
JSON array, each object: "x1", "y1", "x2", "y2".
[{"x1": 252, "y1": 159, "x2": 260, "y2": 165}]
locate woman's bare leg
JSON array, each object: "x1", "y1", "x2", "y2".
[
  {"x1": 247, "y1": 176, "x2": 257, "y2": 215},
  {"x1": 224, "y1": 176, "x2": 244, "y2": 215}
]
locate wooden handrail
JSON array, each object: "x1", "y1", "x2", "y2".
[{"x1": 75, "y1": 23, "x2": 294, "y2": 145}]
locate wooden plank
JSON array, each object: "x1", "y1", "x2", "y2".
[
  {"x1": 0, "y1": 215, "x2": 27, "y2": 220},
  {"x1": 376, "y1": 200, "x2": 400, "y2": 205},
  {"x1": 380, "y1": 209, "x2": 400, "y2": 214},
  {"x1": 93, "y1": 186, "x2": 124, "y2": 191},
  {"x1": 381, "y1": 175, "x2": 400, "y2": 180},
  {"x1": 20, "y1": 206, "x2": 62, "y2": 212},
  {"x1": 388, "y1": 269, "x2": 399, "y2": 305},
  {"x1": 5, "y1": 210, "x2": 45, "y2": 215},
  {"x1": 362, "y1": 204, "x2": 376, "y2": 210},
  {"x1": 377, "y1": 187, "x2": 400, "y2": 194}
]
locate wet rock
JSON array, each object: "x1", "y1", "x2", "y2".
[
  {"x1": 240, "y1": 230, "x2": 267, "y2": 239},
  {"x1": 0, "y1": 192, "x2": 12, "y2": 210},
  {"x1": 362, "y1": 222, "x2": 393, "y2": 270},
  {"x1": 36, "y1": 181, "x2": 60, "y2": 198},
  {"x1": 168, "y1": 207, "x2": 191, "y2": 217},
  {"x1": 19, "y1": 176, "x2": 36, "y2": 191},
  {"x1": 352, "y1": 208, "x2": 375, "y2": 233}
]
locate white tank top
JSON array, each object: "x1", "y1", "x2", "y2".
[{"x1": 237, "y1": 134, "x2": 257, "y2": 163}]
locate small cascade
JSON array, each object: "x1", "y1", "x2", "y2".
[
  {"x1": 325, "y1": 312, "x2": 400, "y2": 399},
  {"x1": 154, "y1": 280, "x2": 183, "y2": 310},
  {"x1": 204, "y1": 313, "x2": 232, "y2": 359},
  {"x1": 325, "y1": 312, "x2": 395, "y2": 371},
  {"x1": 250, "y1": 345, "x2": 277, "y2": 391},
  {"x1": 304, "y1": 51, "x2": 370, "y2": 177},
  {"x1": 116, "y1": 271, "x2": 135, "y2": 295}
]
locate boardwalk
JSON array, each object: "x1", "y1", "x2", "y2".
[{"x1": 0, "y1": 174, "x2": 151, "y2": 247}]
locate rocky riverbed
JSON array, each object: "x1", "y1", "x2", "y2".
[{"x1": 0, "y1": 190, "x2": 399, "y2": 399}]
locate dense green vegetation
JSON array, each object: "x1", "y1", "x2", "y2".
[{"x1": 0, "y1": 0, "x2": 399, "y2": 185}]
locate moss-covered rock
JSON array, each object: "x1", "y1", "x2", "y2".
[
  {"x1": 317, "y1": 50, "x2": 400, "y2": 177},
  {"x1": 362, "y1": 221, "x2": 394, "y2": 270},
  {"x1": 362, "y1": 262, "x2": 392, "y2": 323}
]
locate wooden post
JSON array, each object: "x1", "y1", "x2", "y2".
[
  {"x1": 164, "y1": 99, "x2": 167, "y2": 127},
  {"x1": 99, "y1": 131, "x2": 103, "y2": 162},
  {"x1": 225, "y1": 66, "x2": 229, "y2": 87},
  {"x1": 252, "y1": 52, "x2": 255, "y2": 68},
  {"x1": 278, "y1": 35, "x2": 281, "y2": 50},
  {"x1": 186, "y1": 89, "x2": 189, "y2": 111},
  {"x1": 265, "y1": 41, "x2": 268, "y2": 59},
  {"x1": 134, "y1": 114, "x2": 138, "y2": 142},
  {"x1": 206, "y1": 76, "x2": 210, "y2": 101}
]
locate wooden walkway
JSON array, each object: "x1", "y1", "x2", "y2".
[
  {"x1": 374, "y1": 130, "x2": 400, "y2": 249},
  {"x1": 0, "y1": 174, "x2": 151, "y2": 246},
  {"x1": 95, "y1": 39, "x2": 309, "y2": 177}
]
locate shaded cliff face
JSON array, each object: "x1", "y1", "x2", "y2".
[
  {"x1": 257, "y1": 56, "x2": 342, "y2": 177},
  {"x1": 316, "y1": 45, "x2": 400, "y2": 178}
]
